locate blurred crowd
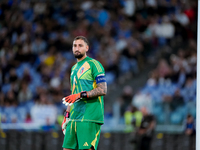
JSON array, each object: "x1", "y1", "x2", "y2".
[
  {"x1": 104, "y1": 0, "x2": 197, "y2": 127},
  {"x1": 114, "y1": 41, "x2": 197, "y2": 126},
  {"x1": 0, "y1": 0, "x2": 197, "y2": 129}
]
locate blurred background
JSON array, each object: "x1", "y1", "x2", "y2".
[{"x1": 0, "y1": 0, "x2": 197, "y2": 150}]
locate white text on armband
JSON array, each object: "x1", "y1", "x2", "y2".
[{"x1": 95, "y1": 74, "x2": 106, "y2": 84}]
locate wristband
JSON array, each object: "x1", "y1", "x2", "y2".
[
  {"x1": 64, "y1": 110, "x2": 70, "y2": 118},
  {"x1": 81, "y1": 91, "x2": 88, "y2": 98}
]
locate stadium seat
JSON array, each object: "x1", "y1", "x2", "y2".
[
  {"x1": 152, "y1": 105, "x2": 165, "y2": 124},
  {"x1": 2, "y1": 84, "x2": 11, "y2": 93},
  {"x1": 25, "y1": 100, "x2": 35, "y2": 113},
  {"x1": 16, "y1": 106, "x2": 28, "y2": 122},
  {"x1": 105, "y1": 72, "x2": 116, "y2": 85},
  {"x1": 170, "y1": 111, "x2": 184, "y2": 125}
]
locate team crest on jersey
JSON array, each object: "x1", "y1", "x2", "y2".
[{"x1": 80, "y1": 67, "x2": 84, "y2": 74}]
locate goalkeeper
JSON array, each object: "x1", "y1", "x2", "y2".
[{"x1": 62, "y1": 36, "x2": 107, "y2": 150}]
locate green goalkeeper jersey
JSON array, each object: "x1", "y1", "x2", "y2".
[{"x1": 69, "y1": 56, "x2": 105, "y2": 124}]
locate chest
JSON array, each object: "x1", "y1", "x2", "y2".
[{"x1": 71, "y1": 62, "x2": 92, "y2": 82}]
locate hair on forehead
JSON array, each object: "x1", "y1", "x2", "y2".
[{"x1": 74, "y1": 36, "x2": 89, "y2": 46}]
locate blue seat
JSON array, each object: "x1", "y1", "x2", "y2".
[
  {"x1": 55, "y1": 103, "x2": 66, "y2": 115},
  {"x1": 157, "y1": 113, "x2": 165, "y2": 124},
  {"x1": 152, "y1": 105, "x2": 165, "y2": 124},
  {"x1": 187, "y1": 107, "x2": 196, "y2": 119},
  {"x1": 141, "y1": 84, "x2": 157, "y2": 94},
  {"x1": 3, "y1": 106, "x2": 16, "y2": 115},
  {"x1": 33, "y1": 75, "x2": 43, "y2": 86},
  {"x1": 2, "y1": 84, "x2": 11, "y2": 93},
  {"x1": 16, "y1": 106, "x2": 28, "y2": 122},
  {"x1": 16, "y1": 63, "x2": 32, "y2": 79},
  {"x1": 25, "y1": 100, "x2": 35, "y2": 112},
  {"x1": 105, "y1": 72, "x2": 116, "y2": 85},
  {"x1": 62, "y1": 52, "x2": 75, "y2": 61},
  {"x1": 176, "y1": 105, "x2": 187, "y2": 118},
  {"x1": 28, "y1": 84, "x2": 37, "y2": 94},
  {"x1": 151, "y1": 90, "x2": 162, "y2": 103},
  {"x1": 170, "y1": 111, "x2": 184, "y2": 125},
  {"x1": 1, "y1": 113, "x2": 9, "y2": 123}
]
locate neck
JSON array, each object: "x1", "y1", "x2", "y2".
[{"x1": 77, "y1": 54, "x2": 87, "y2": 62}]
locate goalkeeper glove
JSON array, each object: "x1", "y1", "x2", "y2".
[
  {"x1": 62, "y1": 91, "x2": 88, "y2": 106},
  {"x1": 62, "y1": 110, "x2": 70, "y2": 135}
]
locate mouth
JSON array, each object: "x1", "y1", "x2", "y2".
[{"x1": 75, "y1": 52, "x2": 81, "y2": 56}]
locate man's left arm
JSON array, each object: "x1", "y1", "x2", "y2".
[
  {"x1": 87, "y1": 82, "x2": 107, "y2": 98},
  {"x1": 62, "y1": 77, "x2": 107, "y2": 106}
]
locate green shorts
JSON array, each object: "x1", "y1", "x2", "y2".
[{"x1": 62, "y1": 121, "x2": 101, "y2": 150}]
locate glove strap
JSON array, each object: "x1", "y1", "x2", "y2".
[
  {"x1": 64, "y1": 110, "x2": 70, "y2": 118},
  {"x1": 81, "y1": 91, "x2": 88, "y2": 98}
]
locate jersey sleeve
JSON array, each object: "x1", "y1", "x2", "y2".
[{"x1": 90, "y1": 60, "x2": 105, "y2": 79}]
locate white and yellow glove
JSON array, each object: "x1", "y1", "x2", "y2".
[{"x1": 61, "y1": 110, "x2": 70, "y2": 135}]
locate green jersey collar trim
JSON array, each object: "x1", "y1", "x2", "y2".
[{"x1": 77, "y1": 56, "x2": 89, "y2": 64}]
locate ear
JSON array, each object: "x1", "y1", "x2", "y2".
[{"x1": 86, "y1": 45, "x2": 89, "y2": 52}]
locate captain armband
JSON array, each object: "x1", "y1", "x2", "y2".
[{"x1": 95, "y1": 74, "x2": 106, "y2": 84}]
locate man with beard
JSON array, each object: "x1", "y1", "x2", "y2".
[{"x1": 62, "y1": 36, "x2": 107, "y2": 150}]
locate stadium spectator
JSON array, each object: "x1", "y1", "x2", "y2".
[
  {"x1": 185, "y1": 114, "x2": 196, "y2": 136},
  {"x1": 25, "y1": 113, "x2": 32, "y2": 123},
  {"x1": 132, "y1": 91, "x2": 153, "y2": 113},
  {"x1": 155, "y1": 15, "x2": 175, "y2": 39},
  {"x1": 21, "y1": 67, "x2": 32, "y2": 83},
  {"x1": 134, "y1": 107, "x2": 156, "y2": 150},
  {"x1": 156, "y1": 58, "x2": 172, "y2": 79},
  {"x1": 169, "y1": 88, "x2": 185, "y2": 111},
  {"x1": 30, "y1": 93, "x2": 57, "y2": 126},
  {"x1": 0, "y1": 92, "x2": 5, "y2": 106},
  {"x1": 4, "y1": 90, "x2": 17, "y2": 106},
  {"x1": 175, "y1": 9, "x2": 190, "y2": 26},
  {"x1": 18, "y1": 81, "x2": 33, "y2": 103},
  {"x1": 113, "y1": 86, "x2": 134, "y2": 124},
  {"x1": 124, "y1": 105, "x2": 143, "y2": 127}
]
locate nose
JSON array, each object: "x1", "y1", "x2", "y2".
[
  {"x1": 75, "y1": 46, "x2": 80, "y2": 50},
  {"x1": 75, "y1": 48, "x2": 79, "y2": 52}
]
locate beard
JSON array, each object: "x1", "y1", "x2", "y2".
[{"x1": 74, "y1": 52, "x2": 84, "y2": 59}]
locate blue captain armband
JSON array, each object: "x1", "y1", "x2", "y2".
[{"x1": 95, "y1": 74, "x2": 106, "y2": 84}]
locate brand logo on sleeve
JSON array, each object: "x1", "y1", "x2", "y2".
[{"x1": 83, "y1": 142, "x2": 88, "y2": 146}]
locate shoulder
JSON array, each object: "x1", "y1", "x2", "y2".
[
  {"x1": 86, "y1": 57, "x2": 105, "y2": 75},
  {"x1": 87, "y1": 57, "x2": 103, "y2": 67},
  {"x1": 71, "y1": 63, "x2": 78, "y2": 71}
]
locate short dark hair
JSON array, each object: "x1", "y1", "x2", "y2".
[{"x1": 74, "y1": 36, "x2": 89, "y2": 46}]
